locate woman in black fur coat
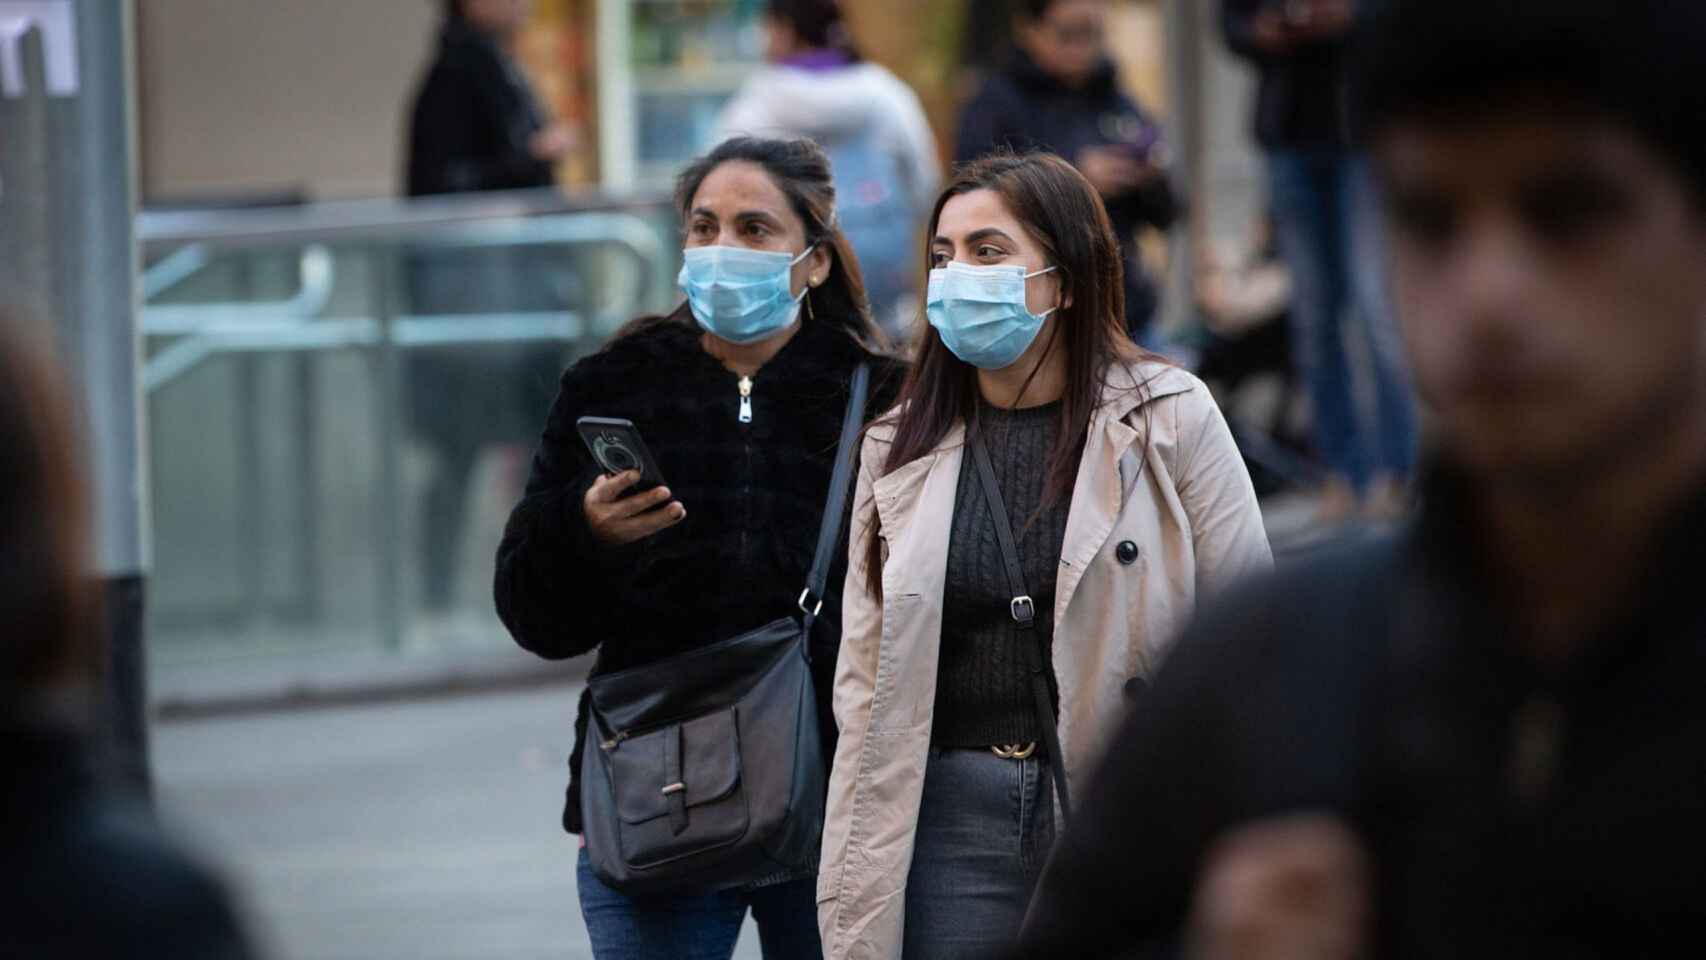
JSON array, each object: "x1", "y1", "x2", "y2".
[{"x1": 493, "y1": 137, "x2": 900, "y2": 959}]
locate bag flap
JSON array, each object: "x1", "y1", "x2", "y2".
[{"x1": 611, "y1": 709, "x2": 741, "y2": 825}]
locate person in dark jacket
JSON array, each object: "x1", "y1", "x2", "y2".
[
  {"x1": 954, "y1": 0, "x2": 1178, "y2": 341},
  {"x1": 0, "y1": 315, "x2": 253, "y2": 959},
  {"x1": 1222, "y1": 0, "x2": 1415, "y2": 521},
  {"x1": 1013, "y1": 2, "x2": 1706, "y2": 957},
  {"x1": 404, "y1": 0, "x2": 576, "y2": 616},
  {"x1": 493, "y1": 137, "x2": 900, "y2": 960}
]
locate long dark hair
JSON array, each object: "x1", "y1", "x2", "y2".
[
  {"x1": 623, "y1": 136, "x2": 886, "y2": 353},
  {"x1": 766, "y1": 0, "x2": 862, "y2": 60},
  {"x1": 863, "y1": 151, "x2": 1156, "y2": 595},
  {"x1": 0, "y1": 313, "x2": 95, "y2": 710}
]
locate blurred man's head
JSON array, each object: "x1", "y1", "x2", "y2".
[
  {"x1": 0, "y1": 314, "x2": 94, "y2": 718},
  {"x1": 448, "y1": 0, "x2": 531, "y2": 38},
  {"x1": 1355, "y1": 1, "x2": 1706, "y2": 483},
  {"x1": 1015, "y1": 0, "x2": 1107, "y2": 89}
]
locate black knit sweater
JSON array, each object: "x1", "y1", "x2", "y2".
[
  {"x1": 933, "y1": 401, "x2": 1071, "y2": 748},
  {"x1": 493, "y1": 308, "x2": 899, "y2": 833}
]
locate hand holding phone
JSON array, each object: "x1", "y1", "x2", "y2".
[
  {"x1": 576, "y1": 417, "x2": 683, "y2": 545},
  {"x1": 584, "y1": 470, "x2": 685, "y2": 546}
]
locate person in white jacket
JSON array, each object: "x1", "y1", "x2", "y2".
[{"x1": 716, "y1": 0, "x2": 942, "y2": 336}]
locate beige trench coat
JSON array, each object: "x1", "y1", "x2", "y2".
[{"x1": 816, "y1": 361, "x2": 1273, "y2": 959}]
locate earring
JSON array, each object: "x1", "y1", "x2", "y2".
[{"x1": 805, "y1": 289, "x2": 816, "y2": 321}]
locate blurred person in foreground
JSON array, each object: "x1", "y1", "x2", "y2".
[
  {"x1": 955, "y1": 0, "x2": 1178, "y2": 343},
  {"x1": 1012, "y1": 2, "x2": 1706, "y2": 957},
  {"x1": 1223, "y1": 0, "x2": 1416, "y2": 521},
  {"x1": 0, "y1": 316, "x2": 252, "y2": 958},
  {"x1": 717, "y1": 0, "x2": 941, "y2": 336},
  {"x1": 495, "y1": 137, "x2": 901, "y2": 959},
  {"x1": 404, "y1": 0, "x2": 576, "y2": 618}
]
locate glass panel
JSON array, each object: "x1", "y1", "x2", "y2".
[{"x1": 141, "y1": 198, "x2": 681, "y2": 675}]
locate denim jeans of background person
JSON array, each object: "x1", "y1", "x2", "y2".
[
  {"x1": 1267, "y1": 150, "x2": 1415, "y2": 495},
  {"x1": 1223, "y1": 0, "x2": 1416, "y2": 516}
]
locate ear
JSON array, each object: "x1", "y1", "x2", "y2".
[{"x1": 808, "y1": 243, "x2": 833, "y2": 287}]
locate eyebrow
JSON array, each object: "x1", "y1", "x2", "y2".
[
  {"x1": 690, "y1": 207, "x2": 784, "y2": 223},
  {"x1": 932, "y1": 227, "x2": 1017, "y2": 246}
]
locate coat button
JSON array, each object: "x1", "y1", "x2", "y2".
[{"x1": 1116, "y1": 540, "x2": 1139, "y2": 565}]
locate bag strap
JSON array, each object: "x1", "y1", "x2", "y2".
[
  {"x1": 969, "y1": 430, "x2": 1074, "y2": 821},
  {"x1": 799, "y1": 362, "x2": 871, "y2": 629}
]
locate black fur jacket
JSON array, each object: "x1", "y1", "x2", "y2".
[{"x1": 494, "y1": 307, "x2": 901, "y2": 833}]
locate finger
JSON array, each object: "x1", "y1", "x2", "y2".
[
  {"x1": 611, "y1": 502, "x2": 686, "y2": 543},
  {"x1": 604, "y1": 485, "x2": 674, "y2": 521},
  {"x1": 587, "y1": 470, "x2": 642, "y2": 504}
]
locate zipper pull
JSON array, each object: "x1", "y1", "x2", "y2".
[{"x1": 738, "y1": 376, "x2": 754, "y2": 424}]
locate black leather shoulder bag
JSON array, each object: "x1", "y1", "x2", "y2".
[{"x1": 580, "y1": 362, "x2": 869, "y2": 896}]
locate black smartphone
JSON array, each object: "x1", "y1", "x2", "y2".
[{"x1": 576, "y1": 417, "x2": 667, "y2": 493}]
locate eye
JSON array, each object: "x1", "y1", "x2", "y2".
[
  {"x1": 745, "y1": 221, "x2": 772, "y2": 239},
  {"x1": 688, "y1": 220, "x2": 715, "y2": 240},
  {"x1": 930, "y1": 250, "x2": 952, "y2": 267},
  {"x1": 976, "y1": 244, "x2": 1005, "y2": 260}
]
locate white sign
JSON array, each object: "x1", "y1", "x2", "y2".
[{"x1": 0, "y1": 0, "x2": 78, "y2": 99}]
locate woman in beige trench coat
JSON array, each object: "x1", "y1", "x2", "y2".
[{"x1": 816, "y1": 153, "x2": 1273, "y2": 959}]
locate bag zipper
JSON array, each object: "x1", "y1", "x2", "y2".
[{"x1": 738, "y1": 375, "x2": 754, "y2": 424}]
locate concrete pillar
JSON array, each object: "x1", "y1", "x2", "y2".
[{"x1": 0, "y1": 0, "x2": 150, "y2": 795}]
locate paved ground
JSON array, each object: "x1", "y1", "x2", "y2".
[{"x1": 154, "y1": 682, "x2": 764, "y2": 960}]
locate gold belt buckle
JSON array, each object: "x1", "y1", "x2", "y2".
[{"x1": 991, "y1": 742, "x2": 1037, "y2": 760}]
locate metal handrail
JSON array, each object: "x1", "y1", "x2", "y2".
[
  {"x1": 137, "y1": 186, "x2": 674, "y2": 251},
  {"x1": 140, "y1": 204, "x2": 675, "y2": 393}
]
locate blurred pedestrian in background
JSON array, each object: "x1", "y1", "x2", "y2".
[
  {"x1": 0, "y1": 315, "x2": 253, "y2": 958},
  {"x1": 817, "y1": 153, "x2": 1268, "y2": 960},
  {"x1": 954, "y1": 0, "x2": 1179, "y2": 343},
  {"x1": 1223, "y1": 0, "x2": 1415, "y2": 521},
  {"x1": 716, "y1": 0, "x2": 942, "y2": 337},
  {"x1": 404, "y1": 0, "x2": 577, "y2": 618},
  {"x1": 1015, "y1": 2, "x2": 1706, "y2": 956},
  {"x1": 495, "y1": 137, "x2": 900, "y2": 960}
]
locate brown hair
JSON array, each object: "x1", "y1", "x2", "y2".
[
  {"x1": 0, "y1": 312, "x2": 96, "y2": 707},
  {"x1": 619, "y1": 136, "x2": 888, "y2": 353},
  {"x1": 863, "y1": 151, "x2": 1158, "y2": 595}
]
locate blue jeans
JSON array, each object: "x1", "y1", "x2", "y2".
[
  {"x1": 903, "y1": 748, "x2": 1056, "y2": 959},
  {"x1": 576, "y1": 847, "x2": 821, "y2": 960},
  {"x1": 1267, "y1": 150, "x2": 1417, "y2": 490}
]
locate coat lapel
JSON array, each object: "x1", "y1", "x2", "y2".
[{"x1": 1054, "y1": 365, "x2": 1195, "y2": 624}]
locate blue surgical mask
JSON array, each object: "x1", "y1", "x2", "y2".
[
  {"x1": 678, "y1": 244, "x2": 815, "y2": 345},
  {"x1": 926, "y1": 261, "x2": 1059, "y2": 370}
]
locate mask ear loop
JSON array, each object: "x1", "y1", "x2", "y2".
[
  {"x1": 790, "y1": 243, "x2": 818, "y2": 306},
  {"x1": 1024, "y1": 265, "x2": 1060, "y2": 320}
]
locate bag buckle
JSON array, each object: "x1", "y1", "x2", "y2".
[
  {"x1": 1010, "y1": 595, "x2": 1035, "y2": 624},
  {"x1": 798, "y1": 588, "x2": 824, "y2": 617},
  {"x1": 661, "y1": 782, "x2": 686, "y2": 796}
]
